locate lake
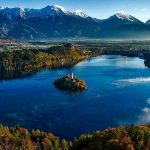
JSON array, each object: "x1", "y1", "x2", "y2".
[{"x1": 0, "y1": 55, "x2": 150, "y2": 139}]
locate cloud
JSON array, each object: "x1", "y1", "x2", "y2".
[
  {"x1": 137, "y1": 98, "x2": 150, "y2": 124},
  {"x1": 118, "y1": 77, "x2": 150, "y2": 84},
  {"x1": 137, "y1": 107, "x2": 150, "y2": 124}
]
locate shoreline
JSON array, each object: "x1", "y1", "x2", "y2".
[
  {"x1": 0, "y1": 44, "x2": 98, "y2": 81},
  {"x1": 0, "y1": 43, "x2": 150, "y2": 81},
  {"x1": 0, "y1": 53, "x2": 149, "y2": 81}
]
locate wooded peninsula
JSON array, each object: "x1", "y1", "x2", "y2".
[
  {"x1": 0, "y1": 43, "x2": 98, "y2": 80},
  {"x1": 1, "y1": 41, "x2": 150, "y2": 80}
]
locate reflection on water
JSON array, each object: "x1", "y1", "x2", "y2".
[
  {"x1": 137, "y1": 98, "x2": 150, "y2": 124},
  {"x1": 0, "y1": 55, "x2": 150, "y2": 139},
  {"x1": 0, "y1": 69, "x2": 39, "y2": 81}
]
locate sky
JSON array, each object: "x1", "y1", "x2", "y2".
[{"x1": 0, "y1": 0, "x2": 150, "y2": 22}]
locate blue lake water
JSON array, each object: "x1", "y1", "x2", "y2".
[{"x1": 0, "y1": 55, "x2": 150, "y2": 139}]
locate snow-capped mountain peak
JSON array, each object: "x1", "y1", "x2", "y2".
[
  {"x1": 41, "y1": 5, "x2": 69, "y2": 15},
  {"x1": 0, "y1": 5, "x2": 91, "y2": 20},
  {"x1": 42, "y1": 5, "x2": 64, "y2": 11},
  {"x1": 25, "y1": 5, "x2": 69, "y2": 19},
  {"x1": 74, "y1": 9, "x2": 88, "y2": 18},
  {"x1": 53, "y1": 5, "x2": 65, "y2": 11},
  {"x1": 0, "y1": 7, "x2": 25, "y2": 19},
  {"x1": 0, "y1": 6, "x2": 7, "y2": 10},
  {"x1": 115, "y1": 12, "x2": 134, "y2": 22},
  {"x1": 105, "y1": 11, "x2": 143, "y2": 24},
  {"x1": 41, "y1": 5, "x2": 65, "y2": 13}
]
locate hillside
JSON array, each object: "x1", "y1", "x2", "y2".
[{"x1": 0, "y1": 124, "x2": 150, "y2": 149}]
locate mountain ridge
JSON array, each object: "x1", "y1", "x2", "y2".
[{"x1": 0, "y1": 5, "x2": 150, "y2": 39}]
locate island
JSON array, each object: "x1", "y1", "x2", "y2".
[{"x1": 53, "y1": 73, "x2": 87, "y2": 92}]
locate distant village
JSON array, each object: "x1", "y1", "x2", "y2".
[
  {"x1": 0, "y1": 37, "x2": 16, "y2": 44},
  {"x1": 0, "y1": 37, "x2": 27, "y2": 47}
]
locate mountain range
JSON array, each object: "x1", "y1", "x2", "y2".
[{"x1": 0, "y1": 5, "x2": 150, "y2": 39}]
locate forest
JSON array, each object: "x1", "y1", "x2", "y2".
[
  {"x1": 0, "y1": 44, "x2": 97, "y2": 80},
  {"x1": 1, "y1": 41, "x2": 150, "y2": 80},
  {"x1": 0, "y1": 124, "x2": 150, "y2": 150}
]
